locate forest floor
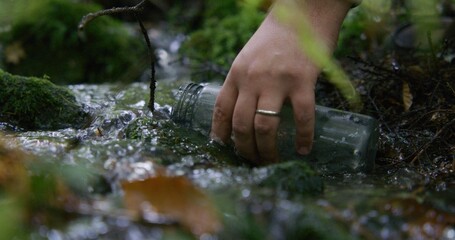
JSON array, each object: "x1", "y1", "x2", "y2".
[{"x1": 316, "y1": 43, "x2": 455, "y2": 191}]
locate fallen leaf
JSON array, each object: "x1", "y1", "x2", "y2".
[
  {"x1": 5, "y1": 41, "x2": 26, "y2": 64},
  {"x1": 0, "y1": 139, "x2": 30, "y2": 196},
  {"x1": 0, "y1": 136, "x2": 80, "y2": 222},
  {"x1": 402, "y1": 81, "x2": 413, "y2": 111},
  {"x1": 122, "y1": 175, "x2": 221, "y2": 236}
]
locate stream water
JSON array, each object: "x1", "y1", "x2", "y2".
[{"x1": 3, "y1": 79, "x2": 454, "y2": 240}]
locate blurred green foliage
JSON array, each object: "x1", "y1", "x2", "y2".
[
  {"x1": 0, "y1": 138, "x2": 105, "y2": 238},
  {"x1": 0, "y1": 199, "x2": 24, "y2": 240},
  {"x1": 337, "y1": 0, "x2": 453, "y2": 56},
  {"x1": 336, "y1": 8, "x2": 371, "y2": 57},
  {"x1": 0, "y1": 0, "x2": 146, "y2": 84},
  {"x1": 178, "y1": 0, "x2": 265, "y2": 78}
]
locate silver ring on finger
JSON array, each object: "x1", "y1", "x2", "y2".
[{"x1": 255, "y1": 109, "x2": 280, "y2": 117}]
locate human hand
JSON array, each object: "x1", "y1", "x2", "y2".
[{"x1": 210, "y1": 0, "x2": 350, "y2": 164}]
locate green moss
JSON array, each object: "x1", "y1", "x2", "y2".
[
  {"x1": 0, "y1": 0, "x2": 146, "y2": 84},
  {"x1": 125, "y1": 117, "x2": 208, "y2": 156},
  {"x1": 179, "y1": 1, "x2": 265, "y2": 78},
  {"x1": 260, "y1": 161, "x2": 324, "y2": 196},
  {"x1": 0, "y1": 69, "x2": 89, "y2": 130},
  {"x1": 202, "y1": 1, "x2": 240, "y2": 21},
  {"x1": 124, "y1": 117, "x2": 158, "y2": 141}
]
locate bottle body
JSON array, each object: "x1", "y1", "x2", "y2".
[{"x1": 172, "y1": 83, "x2": 379, "y2": 173}]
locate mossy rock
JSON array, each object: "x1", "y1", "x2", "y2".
[
  {"x1": 0, "y1": 69, "x2": 89, "y2": 130},
  {"x1": 260, "y1": 161, "x2": 324, "y2": 196},
  {"x1": 0, "y1": 0, "x2": 146, "y2": 84}
]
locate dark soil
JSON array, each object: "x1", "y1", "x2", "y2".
[{"x1": 316, "y1": 43, "x2": 455, "y2": 191}]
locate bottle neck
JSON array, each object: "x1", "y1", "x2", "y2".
[{"x1": 171, "y1": 83, "x2": 204, "y2": 126}]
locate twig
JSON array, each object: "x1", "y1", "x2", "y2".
[
  {"x1": 78, "y1": 0, "x2": 147, "y2": 31},
  {"x1": 366, "y1": 92, "x2": 393, "y2": 134},
  {"x1": 135, "y1": 14, "x2": 156, "y2": 112},
  {"x1": 409, "y1": 118, "x2": 455, "y2": 164},
  {"x1": 78, "y1": 0, "x2": 157, "y2": 112}
]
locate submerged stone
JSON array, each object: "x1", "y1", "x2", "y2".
[{"x1": 0, "y1": 69, "x2": 89, "y2": 130}]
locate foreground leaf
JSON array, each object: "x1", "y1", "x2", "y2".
[{"x1": 122, "y1": 175, "x2": 222, "y2": 236}]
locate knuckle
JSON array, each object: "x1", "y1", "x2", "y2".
[
  {"x1": 294, "y1": 105, "x2": 314, "y2": 125},
  {"x1": 232, "y1": 122, "x2": 250, "y2": 137},
  {"x1": 212, "y1": 105, "x2": 230, "y2": 124},
  {"x1": 229, "y1": 60, "x2": 246, "y2": 78},
  {"x1": 246, "y1": 62, "x2": 267, "y2": 81},
  {"x1": 295, "y1": 112, "x2": 313, "y2": 124},
  {"x1": 275, "y1": 65, "x2": 299, "y2": 78},
  {"x1": 254, "y1": 119, "x2": 275, "y2": 136}
]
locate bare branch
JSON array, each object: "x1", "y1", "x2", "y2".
[
  {"x1": 78, "y1": 0, "x2": 147, "y2": 31},
  {"x1": 78, "y1": 0, "x2": 157, "y2": 112},
  {"x1": 134, "y1": 14, "x2": 156, "y2": 112}
]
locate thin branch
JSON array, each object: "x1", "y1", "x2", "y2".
[
  {"x1": 78, "y1": 0, "x2": 147, "y2": 31},
  {"x1": 409, "y1": 118, "x2": 455, "y2": 164},
  {"x1": 135, "y1": 14, "x2": 156, "y2": 112},
  {"x1": 78, "y1": 0, "x2": 157, "y2": 112}
]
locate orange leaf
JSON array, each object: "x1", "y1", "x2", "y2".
[
  {"x1": 402, "y1": 81, "x2": 413, "y2": 111},
  {"x1": 121, "y1": 175, "x2": 221, "y2": 236},
  {"x1": 0, "y1": 138, "x2": 30, "y2": 196}
]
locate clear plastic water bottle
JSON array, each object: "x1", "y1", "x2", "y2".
[{"x1": 171, "y1": 83, "x2": 379, "y2": 173}]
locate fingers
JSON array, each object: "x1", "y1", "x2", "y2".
[
  {"x1": 254, "y1": 96, "x2": 284, "y2": 163},
  {"x1": 210, "y1": 81, "x2": 238, "y2": 144},
  {"x1": 232, "y1": 93, "x2": 259, "y2": 161},
  {"x1": 211, "y1": 82, "x2": 316, "y2": 162},
  {"x1": 290, "y1": 89, "x2": 315, "y2": 155}
]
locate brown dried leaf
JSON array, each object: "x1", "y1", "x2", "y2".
[
  {"x1": 5, "y1": 42, "x2": 26, "y2": 64},
  {"x1": 0, "y1": 137, "x2": 80, "y2": 220},
  {"x1": 121, "y1": 175, "x2": 221, "y2": 236},
  {"x1": 0, "y1": 140, "x2": 30, "y2": 196},
  {"x1": 402, "y1": 81, "x2": 413, "y2": 112}
]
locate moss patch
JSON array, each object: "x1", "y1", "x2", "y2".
[
  {"x1": 179, "y1": 0, "x2": 265, "y2": 79},
  {"x1": 0, "y1": 0, "x2": 146, "y2": 84},
  {"x1": 260, "y1": 161, "x2": 324, "y2": 196},
  {"x1": 0, "y1": 69, "x2": 89, "y2": 130}
]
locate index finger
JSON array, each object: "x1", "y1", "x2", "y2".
[{"x1": 210, "y1": 82, "x2": 238, "y2": 144}]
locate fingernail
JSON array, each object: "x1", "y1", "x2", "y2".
[{"x1": 298, "y1": 146, "x2": 310, "y2": 155}]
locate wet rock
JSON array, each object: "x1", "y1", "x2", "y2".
[{"x1": 0, "y1": 69, "x2": 89, "y2": 130}]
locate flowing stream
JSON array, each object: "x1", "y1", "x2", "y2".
[{"x1": 3, "y1": 79, "x2": 453, "y2": 240}]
